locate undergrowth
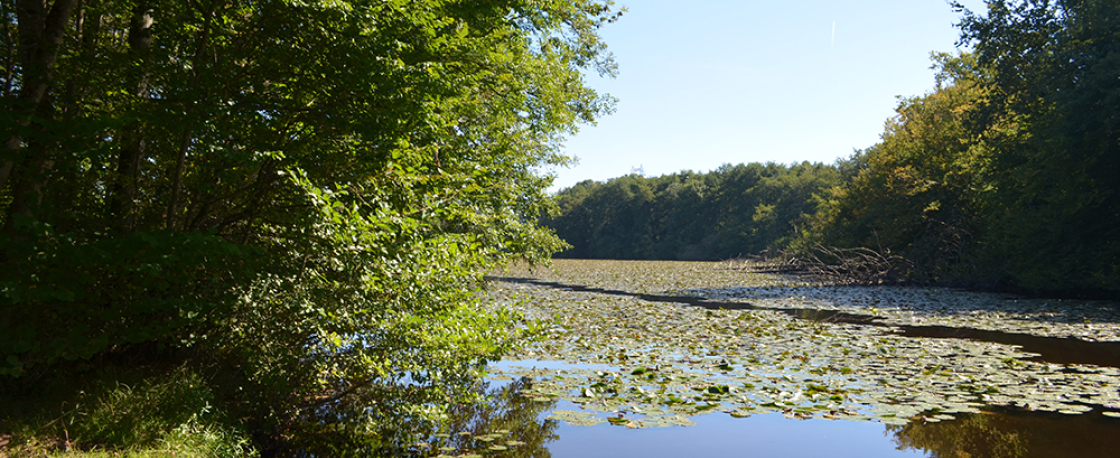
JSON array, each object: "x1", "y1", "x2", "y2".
[{"x1": 0, "y1": 365, "x2": 254, "y2": 458}]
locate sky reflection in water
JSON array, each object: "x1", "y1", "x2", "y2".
[
  {"x1": 463, "y1": 376, "x2": 1120, "y2": 458},
  {"x1": 547, "y1": 402, "x2": 922, "y2": 458},
  {"x1": 468, "y1": 261, "x2": 1120, "y2": 458}
]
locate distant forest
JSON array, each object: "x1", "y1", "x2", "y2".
[
  {"x1": 547, "y1": 0, "x2": 1119, "y2": 296},
  {"x1": 547, "y1": 162, "x2": 839, "y2": 261}
]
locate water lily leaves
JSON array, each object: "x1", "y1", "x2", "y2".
[
  {"x1": 695, "y1": 402, "x2": 721, "y2": 411},
  {"x1": 636, "y1": 414, "x2": 697, "y2": 427},
  {"x1": 877, "y1": 416, "x2": 911, "y2": 426},
  {"x1": 547, "y1": 409, "x2": 605, "y2": 426},
  {"x1": 488, "y1": 260, "x2": 1120, "y2": 428},
  {"x1": 707, "y1": 384, "x2": 731, "y2": 395},
  {"x1": 693, "y1": 281, "x2": 1120, "y2": 342}
]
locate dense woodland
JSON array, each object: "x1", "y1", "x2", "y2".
[
  {"x1": 0, "y1": 0, "x2": 618, "y2": 455},
  {"x1": 548, "y1": 162, "x2": 840, "y2": 261},
  {"x1": 549, "y1": 0, "x2": 1119, "y2": 296}
]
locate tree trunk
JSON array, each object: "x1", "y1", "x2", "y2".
[
  {"x1": 108, "y1": 1, "x2": 153, "y2": 233},
  {"x1": 2, "y1": 0, "x2": 79, "y2": 230},
  {"x1": 166, "y1": 130, "x2": 191, "y2": 230}
]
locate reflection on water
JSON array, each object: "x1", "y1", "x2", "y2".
[
  {"x1": 414, "y1": 377, "x2": 559, "y2": 458},
  {"x1": 891, "y1": 407, "x2": 1120, "y2": 458},
  {"x1": 427, "y1": 376, "x2": 1120, "y2": 458}
]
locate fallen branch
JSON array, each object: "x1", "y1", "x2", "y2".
[{"x1": 729, "y1": 245, "x2": 914, "y2": 285}]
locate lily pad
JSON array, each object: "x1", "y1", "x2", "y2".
[{"x1": 487, "y1": 260, "x2": 1120, "y2": 428}]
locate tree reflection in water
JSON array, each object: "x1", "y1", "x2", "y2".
[
  {"x1": 414, "y1": 377, "x2": 559, "y2": 458},
  {"x1": 890, "y1": 407, "x2": 1120, "y2": 458}
]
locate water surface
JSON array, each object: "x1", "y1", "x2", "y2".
[{"x1": 467, "y1": 261, "x2": 1120, "y2": 458}]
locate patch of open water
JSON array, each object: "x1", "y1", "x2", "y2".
[
  {"x1": 443, "y1": 375, "x2": 1120, "y2": 458},
  {"x1": 547, "y1": 403, "x2": 924, "y2": 458}
]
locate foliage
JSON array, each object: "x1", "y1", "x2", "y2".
[
  {"x1": 955, "y1": 0, "x2": 1120, "y2": 292},
  {"x1": 801, "y1": 0, "x2": 1120, "y2": 293},
  {"x1": 1, "y1": 0, "x2": 617, "y2": 453},
  {"x1": 800, "y1": 53, "x2": 991, "y2": 283},
  {"x1": 548, "y1": 162, "x2": 839, "y2": 261},
  {"x1": 0, "y1": 366, "x2": 253, "y2": 458}
]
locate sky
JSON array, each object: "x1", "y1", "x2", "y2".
[{"x1": 548, "y1": 0, "x2": 989, "y2": 191}]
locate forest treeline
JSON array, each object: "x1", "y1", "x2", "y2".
[
  {"x1": 548, "y1": 0, "x2": 1119, "y2": 296},
  {"x1": 548, "y1": 162, "x2": 840, "y2": 261}
]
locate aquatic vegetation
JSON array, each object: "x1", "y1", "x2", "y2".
[
  {"x1": 695, "y1": 284, "x2": 1120, "y2": 342},
  {"x1": 487, "y1": 260, "x2": 1120, "y2": 428}
]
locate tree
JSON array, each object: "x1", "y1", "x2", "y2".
[
  {"x1": 0, "y1": 0, "x2": 619, "y2": 452},
  {"x1": 800, "y1": 53, "x2": 990, "y2": 281},
  {"x1": 956, "y1": 0, "x2": 1120, "y2": 292},
  {"x1": 547, "y1": 163, "x2": 838, "y2": 261}
]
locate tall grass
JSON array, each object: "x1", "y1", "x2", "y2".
[{"x1": 0, "y1": 366, "x2": 254, "y2": 457}]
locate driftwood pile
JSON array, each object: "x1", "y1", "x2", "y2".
[{"x1": 726, "y1": 245, "x2": 915, "y2": 285}]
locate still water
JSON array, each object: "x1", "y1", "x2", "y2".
[
  {"x1": 444, "y1": 374, "x2": 1120, "y2": 458},
  {"x1": 548, "y1": 404, "x2": 925, "y2": 458},
  {"x1": 448, "y1": 261, "x2": 1120, "y2": 458}
]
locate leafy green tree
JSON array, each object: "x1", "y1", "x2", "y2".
[
  {"x1": 956, "y1": 0, "x2": 1120, "y2": 292},
  {"x1": 746, "y1": 162, "x2": 841, "y2": 254},
  {"x1": 800, "y1": 53, "x2": 992, "y2": 281},
  {"x1": 1, "y1": 0, "x2": 618, "y2": 452},
  {"x1": 799, "y1": 0, "x2": 1119, "y2": 293}
]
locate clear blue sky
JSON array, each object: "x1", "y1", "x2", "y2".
[{"x1": 548, "y1": 0, "x2": 987, "y2": 191}]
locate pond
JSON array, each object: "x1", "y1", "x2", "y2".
[{"x1": 426, "y1": 260, "x2": 1120, "y2": 457}]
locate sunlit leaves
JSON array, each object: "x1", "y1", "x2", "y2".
[
  {"x1": 799, "y1": 54, "x2": 988, "y2": 282},
  {"x1": 1, "y1": 0, "x2": 619, "y2": 453}
]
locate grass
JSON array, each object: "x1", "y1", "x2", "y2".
[{"x1": 0, "y1": 365, "x2": 255, "y2": 458}]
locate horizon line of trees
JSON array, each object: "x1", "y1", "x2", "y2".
[{"x1": 546, "y1": 162, "x2": 839, "y2": 261}]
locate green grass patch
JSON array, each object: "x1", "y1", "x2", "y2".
[{"x1": 0, "y1": 366, "x2": 254, "y2": 458}]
